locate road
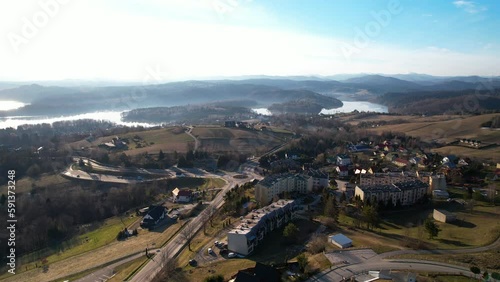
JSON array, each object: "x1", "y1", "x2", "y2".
[
  {"x1": 73, "y1": 249, "x2": 159, "y2": 282},
  {"x1": 185, "y1": 126, "x2": 200, "y2": 152},
  {"x1": 129, "y1": 165, "x2": 261, "y2": 282},
  {"x1": 309, "y1": 236, "x2": 500, "y2": 282},
  {"x1": 309, "y1": 260, "x2": 474, "y2": 282}
]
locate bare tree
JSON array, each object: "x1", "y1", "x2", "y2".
[
  {"x1": 207, "y1": 206, "x2": 217, "y2": 227},
  {"x1": 179, "y1": 221, "x2": 196, "y2": 251},
  {"x1": 200, "y1": 210, "x2": 209, "y2": 235}
]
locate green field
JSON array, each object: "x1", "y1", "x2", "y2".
[
  {"x1": 19, "y1": 216, "x2": 137, "y2": 270},
  {"x1": 338, "y1": 202, "x2": 500, "y2": 250}
]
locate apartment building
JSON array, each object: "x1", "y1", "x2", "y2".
[
  {"x1": 227, "y1": 200, "x2": 297, "y2": 255},
  {"x1": 255, "y1": 174, "x2": 310, "y2": 206},
  {"x1": 359, "y1": 171, "x2": 444, "y2": 193},
  {"x1": 355, "y1": 180, "x2": 428, "y2": 206}
]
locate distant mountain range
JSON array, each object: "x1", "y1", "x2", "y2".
[{"x1": 1, "y1": 74, "x2": 499, "y2": 117}]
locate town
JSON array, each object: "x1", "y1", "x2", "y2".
[{"x1": 0, "y1": 111, "x2": 498, "y2": 282}]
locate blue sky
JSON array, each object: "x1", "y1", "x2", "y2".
[{"x1": 1, "y1": 0, "x2": 499, "y2": 81}]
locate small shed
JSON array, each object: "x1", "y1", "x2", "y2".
[
  {"x1": 433, "y1": 209, "x2": 456, "y2": 223},
  {"x1": 330, "y1": 233, "x2": 352, "y2": 249}
]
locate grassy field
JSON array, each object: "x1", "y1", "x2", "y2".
[
  {"x1": 337, "y1": 201, "x2": 500, "y2": 251},
  {"x1": 361, "y1": 113, "x2": 500, "y2": 161},
  {"x1": 0, "y1": 173, "x2": 73, "y2": 194},
  {"x1": 431, "y1": 145, "x2": 500, "y2": 162},
  {"x1": 166, "y1": 177, "x2": 226, "y2": 191},
  {"x1": 414, "y1": 274, "x2": 475, "y2": 282},
  {"x1": 108, "y1": 255, "x2": 149, "y2": 282},
  {"x1": 365, "y1": 113, "x2": 500, "y2": 143},
  {"x1": 0, "y1": 217, "x2": 182, "y2": 282},
  {"x1": 171, "y1": 259, "x2": 256, "y2": 282},
  {"x1": 71, "y1": 127, "x2": 194, "y2": 154}
]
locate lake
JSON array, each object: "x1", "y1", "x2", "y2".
[
  {"x1": 320, "y1": 101, "x2": 388, "y2": 114},
  {"x1": 0, "y1": 100, "x2": 388, "y2": 129},
  {"x1": 0, "y1": 111, "x2": 157, "y2": 129},
  {"x1": 0, "y1": 101, "x2": 27, "y2": 111},
  {"x1": 253, "y1": 101, "x2": 388, "y2": 116}
]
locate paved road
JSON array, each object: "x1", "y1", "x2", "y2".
[
  {"x1": 310, "y1": 236, "x2": 500, "y2": 282},
  {"x1": 74, "y1": 249, "x2": 158, "y2": 282},
  {"x1": 309, "y1": 260, "x2": 474, "y2": 282},
  {"x1": 129, "y1": 164, "x2": 262, "y2": 282}
]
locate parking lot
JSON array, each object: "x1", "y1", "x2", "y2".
[{"x1": 324, "y1": 249, "x2": 377, "y2": 265}]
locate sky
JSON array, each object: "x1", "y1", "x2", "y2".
[{"x1": 1, "y1": 0, "x2": 499, "y2": 82}]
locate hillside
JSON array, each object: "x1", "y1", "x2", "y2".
[
  {"x1": 378, "y1": 89, "x2": 500, "y2": 115},
  {"x1": 363, "y1": 113, "x2": 500, "y2": 161}
]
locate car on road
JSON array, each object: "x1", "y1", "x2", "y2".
[{"x1": 228, "y1": 252, "x2": 236, "y2": 258}]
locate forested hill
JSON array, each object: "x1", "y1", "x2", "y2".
[{"x1": 377, "y1": 89, "x2": 500, "y2": 115}]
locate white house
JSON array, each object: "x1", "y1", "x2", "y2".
[
  {"x1": 336, "y1": 154, "x2": 352, "y2": 166},
  {"x1": 172, "y1": 188, "x2": 193, "y2": 203},
  {"x1": 336, "y1": 166, "x2": 349, "y2": 178}
]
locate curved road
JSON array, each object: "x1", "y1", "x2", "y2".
[
  {"x1": 309, "y1": 236, "x2": 500, "y2": 282},
  {"x1": 129, "y1": 168, "x2": 261, "y2": 282}
]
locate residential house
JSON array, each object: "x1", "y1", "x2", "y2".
[
  {"x1": 225, "y1": 121, "x2": 236, "y2": 127},
  {"x1": 140, "y1": 205, "x2": 166, "y2": 228},
  {"x1": 393, "y1": 158, "x2": 409, "y2": 167},
  {"x1": 336, "y1": 154, "x2": 352, "y2": 166},
  {"x1": 336, "y1": 166, "x2": 349, "y2": 178},
  {"x1": 172, "y1": 188, "x2": 193, "y2": 203}
]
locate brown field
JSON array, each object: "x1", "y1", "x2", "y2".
[
  {"x1": 71, "y1": 127, "x2": 194, "y2": 154},
  {"x1": 191, "y1": 126, "x2": 291, "y2": 154},
  {"x1": 364, "y1": 113, "x2": 500, "y2": 144},
  {"x1": 353, "y1": 113, "x2": 500, "y2": 161},
  {"x1": 431, "y1": 146, "x2": 500, "y2": 162},
  {"x1": 340, "y1": 113, "x2": 464, "y2": 126}
]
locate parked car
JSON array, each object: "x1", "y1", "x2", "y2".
[
  {"x1": 208, "y1": 248, "x2": 213, "y2": 254},
  {"x1": 189, "y1": 259, "x2": 197, "y2": 266},
  {"x1": 228, "y1": 252, "x2": 236, "y2": 258}
]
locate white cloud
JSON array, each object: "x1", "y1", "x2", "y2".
[
  {"x1": 422, "y1": 14, "x2": 433, "y2": 17},
  {"x1": 453, "y1": 1, "x2": 487, "y2": 14}
]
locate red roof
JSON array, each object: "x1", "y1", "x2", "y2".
[
  {"x1": 394, "y1": 158, "x2": 409, "y2": 164},
  {"x1": 178, "y1": 190, "x2": 192, "y2": 197},
  {"x1": 337, "y1": 166, "x2": 349, "y2": 171}
]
